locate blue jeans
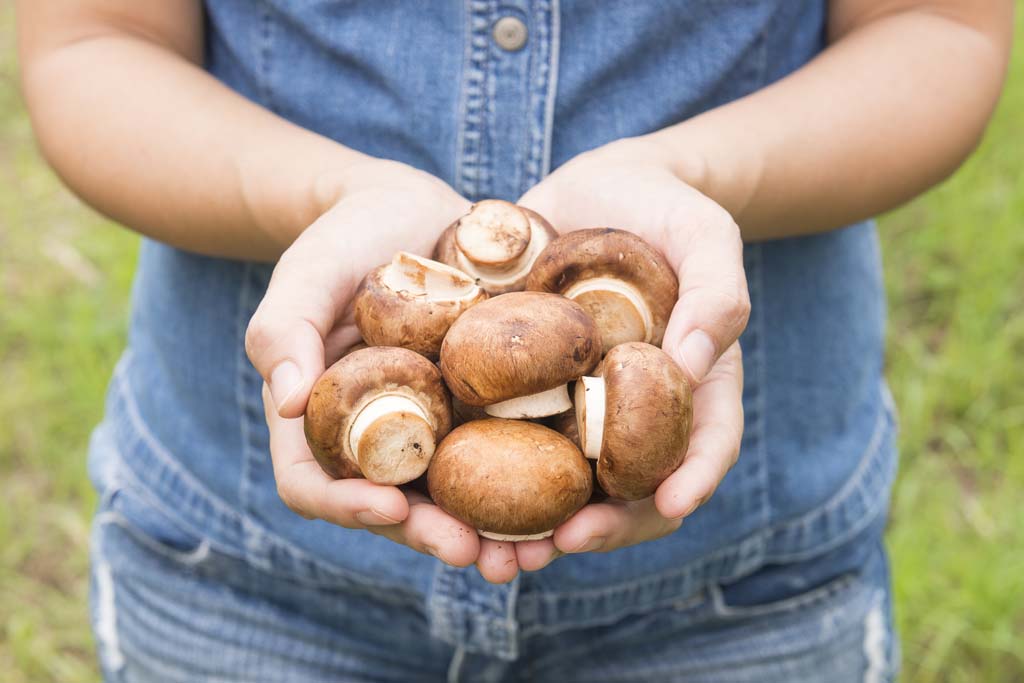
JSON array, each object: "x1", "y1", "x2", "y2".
[{"x1": 89, "y1": 462, "x2": 899, "y2": 682}]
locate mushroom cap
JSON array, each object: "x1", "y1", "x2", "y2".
[
  {"x1": 434, "y1": 201, "x2": 559, "y2": 295},
  {"x1": 588, "y1": 342, "x2": 692, "y2": 500},
  {"x1": 354, "y1": 252, "x2": 487, "y2": 360},
  {"x1": 427, "y1": 419, "x2": 592, "y2": 536},
  {"x1": 304, "y1": 346, "x2": 453, "y2": 481},
  {"x1": 439, "y1": 291, "x2": 601, "y2": 406},
  {"x1": 526, "y1": 228, "x2": 678, "y2": 352}
]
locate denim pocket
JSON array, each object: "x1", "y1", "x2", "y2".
[
  {"x1": 97, "y1": 485, "x2": 212, "y2": 567},
  {"x1": 710, "y1": 569, "x2": 859, "y2": 620}
]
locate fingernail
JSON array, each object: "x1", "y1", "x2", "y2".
[
  {"x1": 270, "y1": 361, "x2": 302, "y2": 412},
  {"x1": 570, "y1": 536, "x2": 606, "y2": 553},
  {"x1": 355, "y1": 508, "x2": 401, "y2": 526},
  {"x1": 676, "y1": 495, "x2": 707, "y2": 520},
  {"x1": 678, "y1": 330, "x2": 716, "y2": 383}
]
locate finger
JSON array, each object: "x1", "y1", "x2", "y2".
[
  {"x1": 264, "y1": 384, "x2": 409, "y2": 526},
  {"x1": 323, "y1": 323, "x2": 363, "y2": 366},
  {"x1": 515, "y1": 538, "x2": 562, "y2": 572},
  {"x1": 655, "y1": 343, "x2": 745, "y2": 519},
  {"x1": 368, "y1": 492, "x2": 479, "y2": 568},
  {"x1": 245, "y1": 218, "x2": 365, "y2": 419},
  {"x1": 475, "y1": 538, "x2": 520, "y2": 584},
  {"x1": 661, "y1": 206, "x2": 749, "y2": 385},
  {"x1": 553, "y1": 499, "x2": 681, "y2": 555}
]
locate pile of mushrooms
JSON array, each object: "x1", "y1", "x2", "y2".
[{"x1": 303, "y1": 200, "x2": 693, "y2": 541}]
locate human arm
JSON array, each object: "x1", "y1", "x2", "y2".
[
  {"x1": 655, "y1": 0, "x2": 1014, "y2": 240},
  {"x1": 514, "y1": 0, "x2": 1012, "y2": 568},
  {"x1": 18, "y1": 0, "x2": 521, "y2": 580},
  {"x1": 16, "y1": 0, "x2": 370, "y2": 260}
]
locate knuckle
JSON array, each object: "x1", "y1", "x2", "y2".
[
  {"x1": 276, "y1": 476, "x2": 311, "y2": 520},
  {"x1": 244, "y1": 311, "x2": 272, "y2": 363}
]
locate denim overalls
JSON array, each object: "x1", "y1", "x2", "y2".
[{"x1": 88, "y1": 2, "x2": 900, "y2": 680}]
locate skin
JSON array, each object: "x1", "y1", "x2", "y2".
[{"x1": 17, "y1": 0, "x2": 1013, "y2": 582}]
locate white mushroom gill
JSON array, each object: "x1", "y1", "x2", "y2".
[
  {"x1": 484, "y1": 384, "x2": 572, "y2": 419},
  {"x1": 563, "y1": 277, "x2": 654, "y2": 342},
  {"x1": 382, "y1": 252, "x2": 481, "y2": 302}
]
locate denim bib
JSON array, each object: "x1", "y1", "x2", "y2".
[{"x1": 90, "y1": 0, "x2": 897, "y2": 660}]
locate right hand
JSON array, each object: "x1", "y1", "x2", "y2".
[{"x1": 246, "y1": 160, "x2": 522, "y2": 584}]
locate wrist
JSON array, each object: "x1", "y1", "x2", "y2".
[{"x1": 643, "y1": 119, "x2": 763, "y2": 225}]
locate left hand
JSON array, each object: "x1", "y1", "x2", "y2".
[{"x1": 513, "y1": 137, "x2": 749, "y2": 571}]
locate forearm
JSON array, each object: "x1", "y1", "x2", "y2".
[
  {"x1": 651, "y1": 3, "x2": 1013, "y2": 241},
  {"x1": 18, "y1": 11, "x2": 366, "y2": 261}
]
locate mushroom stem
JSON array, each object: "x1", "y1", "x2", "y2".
[
  {"x1": 563, "y1": 277, "x2": 654, "y2": 351},
  {"x1": 575, "y1": 376, "x2": 606, "y2": 461},
  {"x1": 484, "y1": 384, "x2": 572, "y2": 419},
  {"x1": 348, "y1": 393, "x2": 435, "y2": 484},
  {"x1": 455, "y1": 229, "x2": 551, "y2": 290},
  {"x1": 479, "y1": 530, "x2": 554, "y2": 542}
]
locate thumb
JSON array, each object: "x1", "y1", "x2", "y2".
[
  {"x1": 245, "y1": 231, "x2": 359, "y2": 418},
  {"x1": 661, "y1": 218, "x2": 750, "y2": 385}
]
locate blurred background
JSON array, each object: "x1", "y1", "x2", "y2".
[{"x1": 1, "y1": 4, "x2": 1021, "y2": 682}]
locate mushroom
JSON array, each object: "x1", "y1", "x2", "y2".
[
  {"x1": 451, "y1": 396, "x2": 490, "y2": 426},
  {"x1": 526, "y1": 228, "x2": 678, "y2": 355},
  {"x1": 427, "y1": 419, "x2": 592, "y2": 540},
  {"x1": 304, "y1": 346, "x2": 453, "y2": 485},
  {"x1": 354, "y1": 251, "x2": 487, "y2": 360},
  {"x1": 439, "y1": 291, "x2": 601, "y2": 419},
  {"x1": 574, "y1": 342, "x2": 692, "y2": 500},
  {"x1": 434, "y1": 200, "x2": 558, "y2": 295}
]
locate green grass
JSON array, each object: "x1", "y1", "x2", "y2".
[{"x1": 1, "y1": 4, "x2": 1022, "y2": 681}]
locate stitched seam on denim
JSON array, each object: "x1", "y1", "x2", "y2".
[
  {"x1": 453, "y1": 1, "x2": 472, "y2": 198},
  {"x1": 112, "y1": 359, "x2": 423, "y2": 597},
  {"x1": 524, "y1": 533, "x2": 765, "y2": 603},
  {"x1": 863, "y1": 589, "x2": 889, "y2": 683},
  {"x1": 110, "y1": 574, "x2": 377, "y2": 677},
  {"x1": 709, "y1": 572, "x2": 858, "y2": 618},
  {"x1": 94, "y1": 416, "x2": 245, "y2": 564},
  {"x1": 258, "y1": 2, "x2": 275, "y2": 112},
  {"x1": 428, "y1": 564, "x2": 460, "y2": 646},
  {"x1": 582, "y1": 580, "x2": 875, "y2": 682},
  {"x1": 539, "y1": 0, "x2": 559, "y2": 179},
  {"x1": 752, "y1": 243, "x2": 771, "y2": 531},
  {"x1": 765, "y1": 390, "x2": 895, "y2": 562},
  {"x1": 517, "y1": 536, "x2": 766, "y2": 637},
  {"x1": 521, "y1": 0, "x2": 552, "y2": 192},
  {"x1": 501, "y1": 574, "x2": 522, "y2": 660},
  {"x1": 97, "y1": 511, "x2": 213, "y2": 566},
  {"x1": 113, "y1": 361, "x2": 242, "y2": 537},
  {"x1": 766, "y1": 439, "x2": 894, "y2": 563},
  {"x1": 455, "y1": 1, "x2": 492, "y2": 199},
  {"x1": 236, "y1": 262, "x2": 260, "y2": 567},
  {"x1": 92, "y1": 522, "x2": 125, "y2": 673}
]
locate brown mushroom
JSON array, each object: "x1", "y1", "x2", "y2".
[
  {"x1": 526, "y1": 228, "x2": 678, "y2": 355},
  {"x1": 354, "y1": 252, "x2": 487, "y2": 360},
  {"x1": 427, "y1": 419, "x2": 592, "y2": 540},
  {"x1": 305, "y1": 346, "x2": 453, "y2": 485},
  {"x1": 575, "y1": 342, "x2": 692, "y2": 500},
  {"x1": 434, "y1": 200, "x2": 558, "y2": 295},
  {"x1": 439, "y1": 291, "x2": 601, "y2": 418}
]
